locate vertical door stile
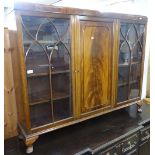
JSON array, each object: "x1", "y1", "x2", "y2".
[
  {"x1": 112, "y1": 19, "x2": 120, "y2": 107},
  {"x1": 49, "y1": 47, "x2": 54, "y2": 124},
  {"x1": 71, "y1": 15, "x2": 76, "y2": 119},
  {"x1": 16, "y1": 13, "x2": 31, "y2": 130},
  {"x1": 79, "y1": 19, "x2": 113, "y2": 116},
  {"x1": 74, "y1": 16, "x2": 81, "y2": 119}
]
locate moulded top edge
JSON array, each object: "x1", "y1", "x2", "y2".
[{"x1": 13, "y1": 2, "x2": 148, "y2": 22}]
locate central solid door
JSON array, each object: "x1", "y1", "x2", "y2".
[{"x1": 78, "y1": 20, "x2": 113, "y2": 116}]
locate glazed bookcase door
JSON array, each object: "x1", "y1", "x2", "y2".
[
  {"x1": 21, "y1": 15, "x2": 72, "y2": 128},
  {"x1": 117, "y1": 22, "x2": 145, "y2": 103},
  {"x1": 79, "y1": 20, "x2": 113, "y2": 115}
]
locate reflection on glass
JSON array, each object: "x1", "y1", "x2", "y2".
[
  {"x1": 50, "y1": 42, "x2": 70, "y2": 72},
  {"x1": 120, "y1": 42, "x2": 130, "y2": 65},
  {"x1": 30, "y1": 102, "x2": 53, "y2": 128},
  {"x1": 118, "y1": 67, "x2": 129, "y2": 85},
  {"x1": 27, "y1": 76, "x2": 51, "y2": 105},
  {"x1": 25, "y1": 43, "x2": 49, "y2": 75},
  {"x1": 130, "y1": 64, "x2": 141, "y2": 82},
  {"x1": 132, "y1": 42, "x2": 142, "y2": 62},
  {"x1": 117, "y1": 85, "x2": 128, "y2": 102},
  {"x1": 52, "y1": 73, "x2": 70, "y2": 100},
  {"x1": 129, "y1": 64, "x2": 141, "y2": 99},
  {"x1": 129, "y1": 83, "x2": 140, "y2": 99},
  {"x1": 53, "y1": 98, "x2": 71, "y2": 122}
]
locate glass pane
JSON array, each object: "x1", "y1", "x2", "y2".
[
  {"x1": 37, "y1": 19, "x2": 59, "y2": 43},
  {"x1": 127, "y1": 24, "x2": 137, "y2": 47},
  {"x1": 25, "y1": 43, "x2": 49, "y2": 75},
  {"x1": 119, "y1": 42, "x2": 130, "y2": 65},
  {"x1": 30, "y1": 102, "x2": 53, "y2": 128},
  {"x1": 49, "y1": 18, "x2": 71, "y2": 122},
  {"x1": 117, "y1": 85, "x2": 128, "y2": 102},
  {"x1": 52, "y1": 19, "x2": 70, "y2": 43},
  {"x1": 129, "y1": 83, "x2": 140, "y2": 99},
  {"x1": 21, "y1": 15, "x2": 72, "y2": 126},
  {"x1": 118, "y1": 67, "x2": 129, "y2": 85},
  {"x1": 53, "y1": 98, "x2": 71, "y2": 122},
  {"x1": 51, "y1": 73, "x2": 70, "y2": 100},
  {"x1": 51, "y1": 73, "x2": 71, "y2": 121},
  {"x1": 130, "y1": 63, "x2": 141, "y2": 82},
  {"x1": 131, "y1": 24, "x2": 144, "y2": 63},
  {"x1": 120, "y1": 24, "x2": 128, "y2": 38},
  {"x1": 50, "y1": 42, "x2": 70, "y2": 72},
  {"x1": 22, "y1": 27, "x2": 33, "y2": 43},
  {"x1": 22, "y1": 16, "x2": 39, "y2": 41},
  {"x1": 117, "y1": 23, "x2": 144, "y2": 103},
  {"x1": 132, "y1": 43, "x2": 142, "y2": 62},
  {"x1": 119, "y1": 24, "x2": 131, "y2": 65},
  {"x1": 129, "y1": 63, "x2": 141, "y2": 99},
  {"x1": 27, "y1": 76, "x2": 51, "y2": 105}
]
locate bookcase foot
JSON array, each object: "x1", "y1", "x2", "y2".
[
  {"x1": 25, "y1": 136, "x2": 39, "y2": 154},
  {"x1": 26, "y1": 146, "x2": 33, "y2": 154},
  {"x1": 137, "y1": 102, "x2": 143, "y2": 113}
]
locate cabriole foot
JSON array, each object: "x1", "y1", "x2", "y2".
[{"x1": 25, "y1": 136, "x2": 39, "y2": 154}]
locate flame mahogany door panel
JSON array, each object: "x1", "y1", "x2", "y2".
[{"x1": 79, "y1": 20, "x2": 113, "y2": 115}]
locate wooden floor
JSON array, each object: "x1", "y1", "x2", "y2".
[{"x1": 4, "y1": 104, "x2": 150, "y2": 155}]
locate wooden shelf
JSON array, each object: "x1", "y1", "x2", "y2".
[
  {"x1": 51, "y1": 70, "x2": 70, "y2": 75},
  {"x1": 29, "y1": 92, "x2": 51, "y2": 106},
  {"x1": 27, "y1": 70, "x2": 70, "y2": 78},
  {"x1": 119, "y1": 62, "x2": 140, "y2": 67},
  {"x1": 118, "y1": 82, "x2": 128, "y2": 87},
  {"x1": 53, "y1": 92, "x2": 69, "y2": 100},
  {"x1": 131, "y1": 62, "x2": 140, "y2": 65},
  {"x1": 118, "y1": 80, "x2": 138, "y2": 87},
  {"x1": 27, "y1": 72, "x2": 49, "y2": 78},
  {"x1": 30, "y1": 99, "x2": 51, "y2": 106},
  {"x1": 119, "y1": 63, "x2": 129, "y2": 67},
  {"x1": 29, "y1": 91, "x2": 69, "y2": 106}
]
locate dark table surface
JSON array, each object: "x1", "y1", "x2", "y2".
[{"x1": 4, "y1": 104, "x2": 150, "y2": 155}]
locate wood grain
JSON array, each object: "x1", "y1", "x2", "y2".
[
  {"x1": 74, "y1": 16, "x2": 82, "y2": 119},
  {"x1": 4, "y1": 28, "x2": 18, "y2": 139},
  {"x1": 112, "y1": 19, "x2": 120, "y2": 107},
  {"x1": 80, "y1": 21, "x2": 113, "y2": 114},
  {"x1": 70, "y1": 15, "x2": 78, "y2": 119}
]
